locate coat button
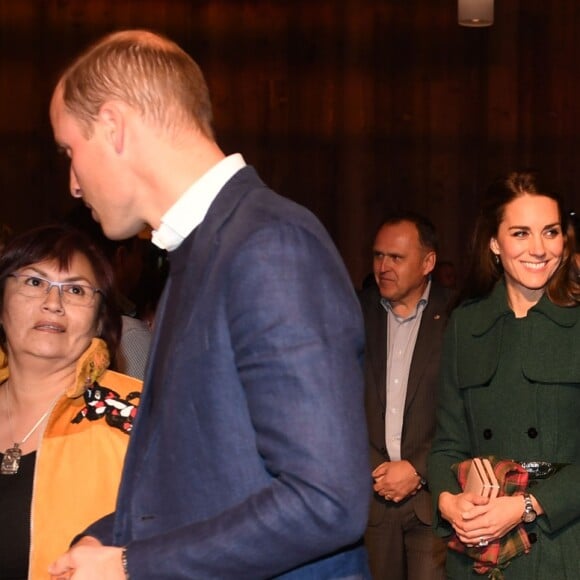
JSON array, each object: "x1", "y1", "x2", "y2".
[
  {"x1": 527, "y1": 427, "x2": 538, "y2": 439},
  {"x1": 483, "y1": 429, "x2": 493, "y2": 440},
  {"x1": 528, "y1": 532, "x2": 538, "y2": 544},
  {"x1": 380, "y1": 447, "x2": 387, "y2": 456}
]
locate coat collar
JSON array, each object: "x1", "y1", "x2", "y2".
[
  {"x1": 0, "y1": 337, "x2": 110, "y2": 398},
  {"x1": 465, "y1": 279, "x2": 579, "y2": 338}
]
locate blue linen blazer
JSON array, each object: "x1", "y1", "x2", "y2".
[{"x1": 87, "y1": 166, "x2": 371, "y2": 578}]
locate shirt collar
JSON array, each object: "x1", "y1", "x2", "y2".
[
  {"x1": 151, "y1": 153, "x2": 246, "y2": 251},
  {"x1": 381, "y1": 279, "x2": 431, "y2": 322}
]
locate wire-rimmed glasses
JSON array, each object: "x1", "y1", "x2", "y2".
[{"x1": 8, "y1": 273, "x2": 103, "y2": 307}]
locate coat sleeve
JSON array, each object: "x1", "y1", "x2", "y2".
[
  {"x1": 81, "y1": 513, "x2": 115, "y2": 545},
  {"x1": 427, "y1": 312, "x2": 470, "y2": 537},
  {"x1": 530, "y1": 466, "x2": 580, "y2": 532},
  {"x1": 116, "y1": 221, "x2": 372, "y2": 578}
]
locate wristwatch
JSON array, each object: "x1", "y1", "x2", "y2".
[
  {"x1": 415, "y1": 471, "x2": 427, "y2": 489},
  {"x1": 521, "y1": 493, "x2": 537, "y2": 523}
]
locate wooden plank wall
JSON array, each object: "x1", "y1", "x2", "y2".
[{"x1": 1, "y1": 0, "x2": 580, "y2": 287}]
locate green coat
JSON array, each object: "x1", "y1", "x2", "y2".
[{"x1": 428, "y1": 281, "x2": 580, "y2": 579}]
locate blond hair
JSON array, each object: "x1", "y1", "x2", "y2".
[{"x1": 59, "y1": 29, "x2": 214, "y2": 139}]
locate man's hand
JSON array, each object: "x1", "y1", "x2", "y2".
[
  {"x1": 49, "y1": 536, "x2": 125, "y2": 579},
  {"x1": 372, "y1": 460, "x2": 422, "y2": 502}
]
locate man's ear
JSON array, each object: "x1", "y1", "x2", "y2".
[
  {"x1": 97, "y1": 101, "x2": 125, "y2": 155},
  {"x1": 423, "y1": 251, "x2": 436, "y2": 276}
]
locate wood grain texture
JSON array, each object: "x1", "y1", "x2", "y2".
[{"x1": 0, "y1": 0, "x2": 579, "y2": 286}]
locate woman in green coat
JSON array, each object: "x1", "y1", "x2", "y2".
[{"x1": 428, "y1": 171, "x2": 580, "y2": 579}]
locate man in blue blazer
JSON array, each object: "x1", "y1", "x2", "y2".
[{"x1": 49, "y1": 30, "x2": 371, "y2": 579}]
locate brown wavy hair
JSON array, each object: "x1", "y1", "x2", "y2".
[{"x1": 461, "y1": 170, "x2": 580, "y2": 306}]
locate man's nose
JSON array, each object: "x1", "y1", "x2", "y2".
[{"x1": 380, "y1": 257, "x2": 394, "y2": 271}]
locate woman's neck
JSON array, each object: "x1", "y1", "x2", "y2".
[
  {"x1": 0, "y1": 362, "x2": 72, "y2": 455},
  {"x1": 506, "y1": 283, "x2": 544, "y2": 318},
  {"x1": 3, "y1": 358, "x2": 74, "y2": 412}
]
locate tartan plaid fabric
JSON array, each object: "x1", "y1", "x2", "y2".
[{"x1": 448, "y1": 456, "x2": 532, "y2": 579}]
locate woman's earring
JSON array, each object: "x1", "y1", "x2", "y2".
[
  {"x1": 494, "y1": 254, "x2": 500, "y2": 265},
  {"x1": 85, "y1": 361, "x2": 95, "y2": 387}
]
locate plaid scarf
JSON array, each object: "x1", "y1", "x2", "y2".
[{"x1": 449, "y1": 457, "x2": 532, "y2": 579}]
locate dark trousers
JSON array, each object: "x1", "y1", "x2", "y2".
[{"x1": 364, "y1": 498, "x2": 446, "y2": 580}]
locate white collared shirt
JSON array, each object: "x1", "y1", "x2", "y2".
[
  {"x1": 151, "y1": 153, "x2": 247, "y2": 251},
  {"x1": 381, "y1": 280, "x2": 431, "y2": 461}
]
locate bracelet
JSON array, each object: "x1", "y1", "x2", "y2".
[{"x1": 121, "y1": 547, "x2": 130, "y2": 579}]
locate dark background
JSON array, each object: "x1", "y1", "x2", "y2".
[{"x1": 1, "y1": 0, "x2": 579, "y2": 287}]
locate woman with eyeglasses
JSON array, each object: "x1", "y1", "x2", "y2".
[{"x1": 0, "y1": 224, "x2": 142, "y2": 580}]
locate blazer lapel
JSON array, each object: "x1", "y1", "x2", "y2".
[
  {"x1": 367, "y1": 298, "x2": 388, "y2": 409},
  {"x1": 404, "y1": 288, "x2": 447, "y2": 414},
  {"x1": 184, "y1": 166, "x2": 266, "y2": 298},
  {"x1": 132, "y1": 166, "x2": 268, "y2": 450}
]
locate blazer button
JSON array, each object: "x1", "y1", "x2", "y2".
[
  {"x1": 527, "y1": 427, "x2": 538, "y2": 439},
  {"x1": 483, "y1": 428, "x2": 493, "y2": 440},
  {"x1": 528, "y1": 532, "x2": 538, "y2": 544},
  {"x1": 380, "y1": 447, "x2": 387, "y2": 456}
]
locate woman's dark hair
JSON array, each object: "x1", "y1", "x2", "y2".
[
  {"x1": 461, "y1": 170, "x2": 580, "y2": 306},
  {"x1": 0, "y1": 224, "x2": 121, "y2": 355}
]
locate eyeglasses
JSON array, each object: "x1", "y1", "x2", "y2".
[{"x1": 8, "y1": 274, "x2": 103, "y2": 307}]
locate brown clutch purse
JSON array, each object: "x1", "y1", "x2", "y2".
[{"x1": 464, "y1": 457, "x2": 500, "y2": 499}]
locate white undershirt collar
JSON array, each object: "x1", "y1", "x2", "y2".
[{"x1": 151, "y1": 153, "x2": 246, "y2": 251}]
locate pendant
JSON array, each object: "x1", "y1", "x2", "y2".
[{"x1": 1, "y1": 443, "x2": 22, "y2": 475}]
